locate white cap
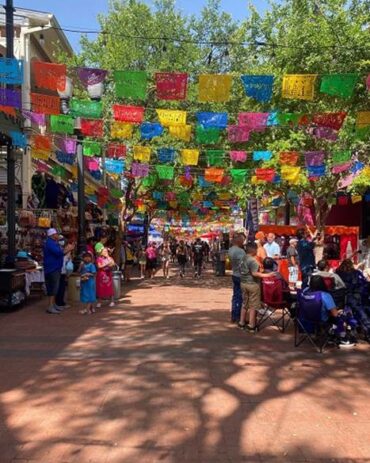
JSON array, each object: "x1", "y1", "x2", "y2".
[
  {"x1": 289, "y1": 238, "x2": 298, "y2": 245},
  {"x1": 47, "y1": 228, "x2": 58, "y2": 237}
]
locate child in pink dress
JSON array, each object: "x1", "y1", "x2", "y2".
[{"x1": 96, "y1": 247, "x2": 115, "y2": 307}]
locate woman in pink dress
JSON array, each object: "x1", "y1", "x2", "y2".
[{"x1": 96, "y1": 247, "x2": 115, "y2": 307}]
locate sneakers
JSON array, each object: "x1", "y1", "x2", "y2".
[
  {"x1": 46, "y1": 306, "x2": 60, "y2": 314},
  {"x1": 338, "y1": 336, "x2": 356, "y2": 348}
]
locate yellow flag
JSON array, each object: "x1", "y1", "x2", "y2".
[
  {"x1": 356, "y1": 111, "x2": 370, "y2": 128},
  {"x1": 169, "y1": 124, "x2": 192, "y2": 142},
  {"x1": 281, "y1": 165, "x2": 301, "y2": 184},
  {"x1": 362, "y1": 166, "x2": 370, "y2": 179},
  {"x1": 351, "y1": 195, "x2": 362, "y2": 204},
  {"x1": 251, "y1": 175, "x2": 263, "y2": 185},
  {"x1": 133, "y1": 145, "x2": 151, "y2": 162},
  {"x1": 181, "y1": 149, "x2": 199, "y2": 166},
  {"x1": 32, "y1": 149, "x2": 49, "y2": 160},
  {"x1": 198, "y1": 74, "x2": 233, "y2": 102},
  {"x1": 218, "y1": 192, "x2": 231, "y2": 200},
  {"x1": 169, "y1": 201, "x2": 178, "y2": 209},
  {"x1": 156, "y1": 109, "x2": 187, "y2": 127},
  {"x1": 193, "y1": 192, "x2": 203, "y2": 201},
  {"x1": 282, "y1": 74, "x2": 317, "y2": 100},
  {"x1": 110, "y1": 121, "x2": 134, "y2": 139}
]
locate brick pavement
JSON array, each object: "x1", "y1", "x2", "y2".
[{"x1": 0, "y1": 266, "x2": 369, "y2": 463}]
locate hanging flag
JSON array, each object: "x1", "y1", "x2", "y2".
[
  {"x1": 356, "y1": 111, "x2": 370, "y2": 128},
  {"x1": 240, "y1": 75, "x2": 273, "y2": 103},
  {"x1": 169, "y1": 124, "x2": 192, "y2": 142},
  {"x1": 279, "y1": 151, "x2": 299, "y2": 165},
  {"x1": 111, "y1": 188, "x2": 124, "y2": 199},
  {"x1": 51, "y1": 165, "x2": 67, "y2": 178},
  {"x1": 305, "y1": 151, "x2": 325, "y2": 167},
  {"x1": 281, "y1": 165, "x2": 301, "y2": 184},
  {"x1": 155, "y1": 72, "x2": 188, "y2": 100},
  {"x1": 282, "y1": 74, "x2": 317, "y2": 100},
  {"x1": 198, "y1": 74, "x2": 232, "y2": 102},
  {"x1": 56, "y1": 151, "x2": 76, "y2": 165},
  {"x1": 114, "y1": 70, "x2": 147, "y2": 99},
  {"x1": 32, "y1": 134, "x2": 51, "y2": 152},
  {"x1": 230, "y1": 168, "x2": 247, "y2": 184},
  {"x1": 32, "y1": 149, "x2": 49, "y2": 161},
  {"x1": 31, "y1": 93, "x2": 60, "y2": 115},
  {"x1": 83, "y1": 141, "x2": 102, "y2": 157},
  {"x1": 155, "y1": 165, "x2": 175, "y2": 180},
  {"x1": 86, "y1": 158, "x2": 100, "y2": 171},
  {"x1": 158, "y1": 148, "x2": 175, "y2": 163},
  {"x1": 50, "y1": 114, "x2": 75, "y2": 135},
  {"x1": 230, "y1": 150, "x2": 247, "y2": 163},
  {"x1": 320, "y1": 74, "x2": 359, "y2": 99},
  {"x1": 196, "y1": 112, "x2": 228, "y2": 129},
  {"x1": 196, "y1": 126, "x2": 221, "y2": 144},
  {"x1": 206, "y1": 150, "x2": 224, "y2": 166},
  {"x1": 0, "y1": 58, "x2": 23, "y2": 84},
  {"x1": 307, "y1": 165, "x2": 326, "y2": 178},
  {"x1": 0, "y1": 105, "x2": 16, "y2": 117},
  {"x1": 277, "y1": 113, "x2": 302, "y2": 127},
  {"x1": 57, "y1": 137, "x2": 76, "y2": 154},
  {"x1": 181, "y1": 149, "x2": 199, "y2": 166},
  {"x1": 309, "y1": 126, "x2": 338, "y2": 142},
  {"x1": 253, "y1": 151, "x2": 272, "y2": 161},
  {"x1": 10, "y1": 131, "x2": 26, "y2": 149},
  {"x1": 131, "y1": 162, "x2": 149, "y2": 178},
  {"x1": 140, "y1": 122, "x2": 164, "y2": 140},
  {"x1": 142, "y1": 174, "x2": 157, "y2": 188},
  {"x1": 255, "y1": 168, "x2": 276, "y2": 182},
  {"x1": 105, "y1": 159, "x2": 125, "y2": 174},
  {"x1": 70, "y1": 99, "x2": 102, "y2": 118},
  {"x1": 80, "y1": 119, "x2": 104, "y2": 138},
  {"x1": 237, "y1": 112, "x2": 269, "y2": 131},
  {"x1": 76, "y1": 67, "x2": 107, "y2": 87},
  {"x1": 0, "y1": 88, "x2": 21, "y2": 108},
  {"x1": 22, "y1": 110, "x2": 46, "y2": 126},
  {"x1": 156, "y1": 109, "x2": 187, "y2": 126},
  {"x1": 133, "y1": 146, "x2": 151, "y2": 162},
  {"x1": 110, "y1": 121, "x2": 134, "y2": 139},
  {"x1": 32, "y1": 61, "x2": 66, "y2": 91},
  {"x1": 332, "y1": 162, "x2": 351, "y2": 174},
  {"x1": 106, "y1": 143, "x2": 126, "y2": 158},
  {"x1": 312, "y1": 112, "x2": 347, "y2": 130},
  {"x1": 332, "y1": 150, "x2": 351, "y2": 165},
  {"x1": 227, "y1": 125, "x2": 250, "y2": 143},
  {"x1": 113, "y1": 104, "x2": 144, "y2": 123}
]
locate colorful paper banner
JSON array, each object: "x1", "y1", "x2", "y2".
[
  {"x1": 196, "y1": 112, "x2": 228, "y2": 129},
  {"x1": 169, "y1": 124, "x2": 192, "y2": 141},
  {"x1": 155, "y1": 165, "x2": 175, "y2": 180},
  {"x1": 279, "y1": 151, "x2": 299, "y2": 166},
  {"x1": 204, "y1": 168, "x2": 224, "y2": 183},
  {"x1": 227, "y1": 125, "x2": 250, "y2": 143},
  {"x1": 238, "y1": 112, "x2": 269, "y2": 131},
  {"x1": 57, "y1": 137, "x2": 76, "y2": 154},
  {"x1": 207, "y1": 150, "x2": 224, "y2": 166},
  {"x1": 240, "y1": 75, "x2": 274, "y2": 102},
  {"x1": 198, "y1": 74, "x2": 232, "y2": 102},
  {"x1": 356, "y1": 111, "x2": 370, "y2": 128},
  {"x1": 105, "y1": 159, "x2": 125, "y2": 174},
  {"x1": 110, "y1": 122, "x2": 134, "y2": 139},
  {"x1": 155, "y1": 72, "x2": 188, "y2": 100},
  {"x1": 309, "y1": 126, "x2": 338, "y2": 142},
  {"x1": 50, "y1": 114, "x2": 75, "y2": 134},
  {"x1": 83, "y1": 141, "x2": 102, "y2": 157},
  {"x1": 0, "y1": 105, "x2": 16, "y2": 117},
  {"x1": 255, "y1": 168, "x2": 276, "y2": 182},
  {"x1": 80, "y1": 119, "x2": 104, "y2": 138},
  {"x1": 114, "y1": 70, "x2": 147, "y2": 99},
  {"x1": 332, "y1": 162, "x2": 351, "y2": 174},
  {"x1": 76, "y1": 67, "x2": 107, "y2": 87},
  {"x1": 0, "y1": 88, "x2": 21, "y2": 108},
  {"x1": 332, "y1": 150, "x2": 351, "y2": 165},
  {"x1": 10, "y1": 131, "x2": 27, "y2": 148},
  {"x1": 282, "y1": 74, "x2": 317, "y2": 100},
  {"x1": 70, "y1": 99, "x2": 103, "y2": 118},
  {"x1": 230, "y1": 150, "x2": 247, "y2": 162},
  {"x1": 280, "y1": 165, "x2": 301, "y2": 184},
  {"x1": 131, "y1": 162, "x2": 149, "y2": 178},
  {"x1": 230, "y1": 168, "x2": 247, "y2": 184},
  {"x1": 140, "y1": 122, "x2": 164, "y2": 140},
  {"x1": 32, "y1": 134, "x2": 51, "y2": 152},
  {"x1": 32, "y1": 149, "x2": 49, "y2": 160},
  {"x1": 158, "y1": 148, "x2": 176, "y2": 163},
  {"x1": 304, "y1": 151, "x2": 325, "y2": 167},
  {"x1": 22, "y1": 110, "x2": 46, "y2": 126},
  {"x1": 56, "y1": 151, "x2": 76, "y2": 165},
  {"x1": 253, "y1": 151, "x2": 272, "y2": 161},
  {"x1": 31, "y1": 93, "x2": 60, "y2": 115},
  {"x1": 320, "y1": 73, "x2": 359, "y2": 99},
  {"x1": 307, "y1": 165, "x2": 326, "y2": 178},
  {"x1": 106, "y1": 143, "x2": 127, "y2": 158},
  {"x1": 181, "y1": 149, "x2": 199, "y2": 166},
  {"x1": 51, "y1": 165, "x2": 67, "y2": 178},
  {"x1": 312, "y1": 112, "x2": 347, "y2": 130},
  {"x1": 0, "y1": 58, "x2": 23, "y2": 85},
  {"x1": 156, "y1": 109, "x2": 187, "y2": 127},
  {"x1": 133, "y1": 146, "x2": 151, "y2": 162},
  {"x1": 113, "y1": 104, "x2": 145, "y2": 123},
  {"x1": 32, "y1": 61, "x2": 66, "y2": 91},
  {"x1": 195, "y1": 126, "x2": 221, "y2": 144}
]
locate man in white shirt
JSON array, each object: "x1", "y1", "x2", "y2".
[
  {"x1": 263, "y1": 233, "x2": 281, "y2": 259},
  {"x1": 228, "y1": 231, "x2": 246, "y2": 323}
]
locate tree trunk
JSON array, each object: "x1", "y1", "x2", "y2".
[{"x1": 314, "y1": 196, "x2": 332, "y2": 232}]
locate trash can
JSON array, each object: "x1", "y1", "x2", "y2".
[
  {"x1": 67, "y1": 273, "x2": 80, "y2": 303},
  {"x1": 112, "y1": 266, "x2": 123, "y2": 301}
]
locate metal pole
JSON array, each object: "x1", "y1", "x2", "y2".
[
  {"x1": 76, "y1": 136, "x2": 86, "y2": 256},
  {"x1": 5, "y1": 0, "x2": 16, "y2": 265}
]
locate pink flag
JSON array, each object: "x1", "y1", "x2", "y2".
[
  {"x1": 131, "y1": 162, "x2": 149, "y2": 178},
  {"x1": 227, "y1": 125, "x2": 250, "y2": 143},
  {"x1": 332, "y1": 162, "x2": 351, "y2": 174},
  {"x1": 57, "y1": 137, "x2": 77, "y2": 154},
  {"x1": 237, "y1": 112, "x2": 269, "y2": 131},
  {"x1": 230, "y1": 150, "x2": 247, "y2": 162}
]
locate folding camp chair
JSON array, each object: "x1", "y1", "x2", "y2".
[
  {"x1": 257, "y1": 277, "x2": 291, "y2": 332},
  {"x1": 294, "y1": 290, "x2": 332, "y2": 353}
]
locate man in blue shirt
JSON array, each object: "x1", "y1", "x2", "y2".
[{"x1": 263, "y1": 233, "x2": 281, "y2": 259}]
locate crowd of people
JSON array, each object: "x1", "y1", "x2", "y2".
[{"x1": 228, "y1": 228, "x2": 370, "y2": 348}]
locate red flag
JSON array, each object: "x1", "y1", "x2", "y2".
[
  {"x1": 113, "y1": 104, "x2": 144, "y2": 123},
  {"x1": 155, "y1": 72, "x2": 188, "y2": 100},
  {"x1": 80, "y1": 119, "x2": 104, "y2": 138}
]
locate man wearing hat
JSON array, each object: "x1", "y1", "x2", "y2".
[{"x1": 43, "y1": 228, "x2": 73, "y2": 314}]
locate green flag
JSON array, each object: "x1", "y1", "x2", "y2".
[
  {"x1": 207, "y1": 150, "x2": 225, "y2": 166},
  {"x1": 230, "y1": 168, "x2": 248, "y2": 184},
  {"x1": 155, "y1": 165, "x2": 175, "y2": 180},
  {"x1": 83, "y1": 141, "x2": 102, "y2": 156},
  {"x1": 70, "y1": 99, "x2": 102, "y2": 118},
  {"x1": 114, "y1": 70, "x2": 147, "y2": 99},
  {"x1": 142, "y1": 174, "x2": 156, "y2": 188},
  {"x1": 51, "y1": 165, "x2": 67, "y2": 178},
  {"x1": 320, "y1": 74, "x2": 359, "y2": 99},
  {"x1": 332, "y1": 150, "x2": 351, "y2": 165},
  {"x1": 50, "y1": 115, "x2": 75, "y2": 134},
  {"x1": 277, "y1": 113, "x2": 301, "y2": 126},
  {"x1": 196, "y1": 126, "x2": 221, "y2": 144}
]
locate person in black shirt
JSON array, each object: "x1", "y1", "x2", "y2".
[{"x1": 192, "y1": 238, "x2": 205, "y2": 278}]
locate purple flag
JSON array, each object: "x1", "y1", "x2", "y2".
[
  {"x1": 0, "y1": 88, "x2": 21, "y2": 108},
  {"x1": 76, "y1": 67, "x2": 108, "y2": 87},
  {"x1": 305, "y1": 151, "x2": 325, "y2": 167},
  {"x1": 22, "y1": 110, "x2": 46, "y2": 126},
  {"x1": 57, "y1": 137, "x2": 77, "y2": 154},
  {"x1": 309, "y1": 126, "x2": 338, "y2": 142}
]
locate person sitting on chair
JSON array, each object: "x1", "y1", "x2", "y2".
[
  {"x1": 313, "y1": 259, "x2": 346, "y2": 309},
  {"x1": 307, "y1": 275, "x2": 356, "y2": 348}
]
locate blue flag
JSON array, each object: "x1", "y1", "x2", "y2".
[
  {"x1": 241, "y1": 75, "x2": 274, "y2": 103},
  {"x1": 253, "y1": 151, "x2": 272, "y2": 161},
  {"x1": 105, "y1": 159, "x2": 125, "y2": 174},
  {"x1": 10, "y1": 130, "x2": 27, "y2": 148},
  {"x1": 0, "y1": 58, "x2": 23, "y2": 85},
  {"x1": 307, "y1": 165, "x2": 326, "y2": 177},
  {"x1": 196, "y1": 112, "x2": 228, "y2": 129},
  {"x1": 158, "y1": 148, "x2": 175, "y2": 163},
  {"x1": 140, "y1": 122, "x2": 163, "y2": 140}
]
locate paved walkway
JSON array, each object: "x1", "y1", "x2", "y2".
[{"x1": 0, "y1": 267, "x2": 369, "y2": 463}]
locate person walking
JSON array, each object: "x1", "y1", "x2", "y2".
[
  {"x1": 176, "y1": 240, "x2": 188, "y2": 277},
  {"x1": 146, "y1": 242, "x2": 158, "y2": 279},
  {"x1": 228, "y1": 231, "x2": 246, "y2": 323},
  {"x1": 55, "y1": 236, "x2": 75, "y2": 309},
  {"x1": 43, "y1": 228, "x2": 73, "y2": 314},
  {"x1": 296, "y1": 228, "x2": 317, "y2": 287},
  {"x1": 137, "y1": 245, "x2": 147, "y2": 279},
  {"x1": 96, "y1": 246, "x2": 115, "y2": 307},
  {"x1": 160, "y1": 242, "x2": 171, "y2": 279},
  {"x1": 79, "y1": 251, "x2": 97, "y2": 314},
  {"x1": 192, "y1": 238, "x2": 205, "y2": 278}
]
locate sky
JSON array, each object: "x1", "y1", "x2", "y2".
[{"x1": 13, "y1": 0, "x2": 268, "y2": 52}]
